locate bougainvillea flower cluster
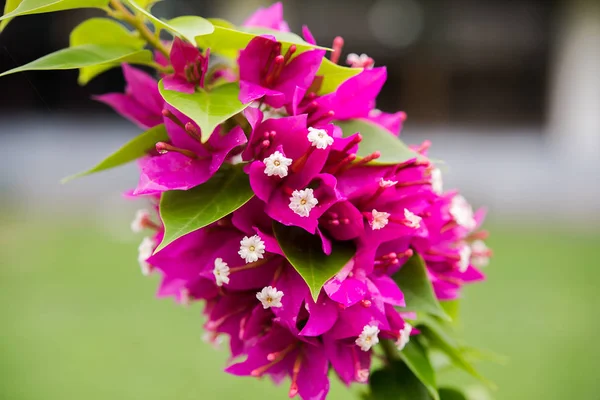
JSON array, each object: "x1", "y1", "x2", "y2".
[
  {"x1": 110, "y1": 5, "x2": 491, "y2": 399},
  {"x1": 0, "y1": 1, "x2": 492, "y2": 399}
]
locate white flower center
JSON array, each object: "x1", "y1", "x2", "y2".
[
  {"x1": 370, "y1": 209, "x2": 390, "y2": 230},
  {"x1": 213, "y1": 257, "x2": 230, "y2": 286},
  {"x1": 430, "y1": 168, "x2": 443, "y2": 194},
  {"x1": 289, "y1": 188, "x2": 319, "y2": 217},
  {"x1": 131, "y1": 209, "x2": 150, "y2": 233},
  {"x1": 346, "y1": 53, "x2": 374, "y2": 68},
  {"x1": 379, "y1": 178, "x2": 398, "y2": 188},
  {"x1": 458, "y1": 245, "x2": 472, "y2": 273},
  {"x1": 403, "y1": 208, "x2": 422, "y2": 229},
  {"x1": 256, "y1": 286, "x2": 284, "y2": 309},
  {"x1": 450, "y1": 195, "x2": 476, "y2": 230},
  {"x1": 471, "y1": 240, "x2": 490, "y2": 268},
  {"x1": 238, "y1": 235, "x2": 266, "y2": 263},
  {"x1": 355, "y1": 324, "x2": 380, "y2": 351},
  {"x1": 263, "y1": 151, "x2": 293, "y2": 178},
  {"x1": 396, "y1": 323, "x2": 412, "y2": 351},
  {"x1": 137, "y1": 236, "x2": 156, "y2": 276},
  {"x1": 307, "y1": 127, "x2": 334, "y2": 149}
]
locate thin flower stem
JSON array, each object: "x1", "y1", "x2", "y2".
[
  {"x1": 380, "y1": 339, "x2": 397, "y2": 365},
  {"x1": 108, "y1": 0, "x2": 170, "y2": 59}
]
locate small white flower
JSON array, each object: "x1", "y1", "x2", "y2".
[
  {"x1": 202, "y1": 331, "x2": 224, "y2": 349},
  {"x1": 356, "y1": 369, "x2": 370, "y2": 383},
  {"x1": 289, "y1": 188, "x2": 319, "y2": 217},
  {"x1": 370, "y1": 209, "x2": 390, "y2": 230},
  {"x1": 396, "y1": 323, "x2": 412, "y2": 351},
  {"x1": 431, "y1": 168, "x2": 443, "y2": 194},
  {"x1": 263, "y1": 151, "x2": 293, "y2": 178},
  {"x1": 229, "y1": 153, "x2": 244, "y2": 165},
  {"x1": 130, "y1": 209, "x2": 150, "y2": 233},
  {"x1": 355, "y1": 324, "x2": 380, "y2": 351},
  {"x1": 307, "y1": 127, "x2": 334, "y2": 149},
  {"x1": 403, "y1": 209, "x2": 422, "y2": 229},
  {"x1": 458, "y1": 245, "x2": 472, "y2": 273},
  {"x1": 137, "y1": 236, "x2": 156, "y2": 276},
  {"x1": 471, "y1": 240, "x2": 490, "y2": 268},
  {"x1": 238, "y1": 235, "x2": 266, "y2": 263},
  {"x1": 256, "y1": 286, "x2": 284, "y2": 309},
  {"x1": 450, "y1": 195, "x2": 476, "y2": 230},
  {"x1": 213, "y1": 257, "x2": 230, "y2": 286},
  {"x1": 379, "y1": 177, "x2": 398, "y2": 188},
  {"x1": 346, "y1": 53, "x2": 374, "y2": 68}
]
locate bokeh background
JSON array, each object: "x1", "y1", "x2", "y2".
[{"x1": 1, "y1": 0, "x2": 599, "y2": 399}]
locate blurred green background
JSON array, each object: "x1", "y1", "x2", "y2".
[{"x1": 1, "y1": 211, "x2": 598, "y2": 400}]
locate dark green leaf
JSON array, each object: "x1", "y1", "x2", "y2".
[
  {"x1": 157, "y1": 166, "x2": 254, "y2": 252},
  {"x1": 418, "y1": 315, "x2": 495, "y2": 389},
  {"x1": 316, "y1": 58, "x2": 361, "y2": 94},
  {"x1": 0, "y1": 44, "x2": 152, "y2": 78},
  {"x1": 124, "y1": 0, "x2": 214, "y2": 43},
  {"x1": 398, "y1": 340, "x2": 440, "y2": 400},
  {"x1": 197, "y1": 25, "x2": 328, "y2": 59},
  {"x1": 62, "y1": 124, "x2": 168, "y2": 182},
  {"x1": 273, "y1": 223, "x2": 355, "y2": 301},
  {"x1": 370, "y1": 360, "x2": 433, "y2": 400},
  {"x1": 70, "y1": 18, "x2": 145, "y2": 84},
  {"x1": 0, "y1": 0, "x2": 107, "y2": 31},
  {"x1": 158, "y1": 80, "x2": 249, "y2": 143},
  {"x1": 438, "y1": 388, "x2": 468, "y2": 400},
  {"x1": 393, "y1": 253, "x2": 449, "y2": 320},
  {"x1": 336, "y1": 119, "x2": 420, "y2": 165}
]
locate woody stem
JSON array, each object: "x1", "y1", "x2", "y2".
[{"x1": 108, "y1": 0, "x2": 170, "y2": 58}]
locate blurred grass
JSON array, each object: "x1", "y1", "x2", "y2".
[{"x1": 0, "y1": 215, "x2": 598, "y2": 399}]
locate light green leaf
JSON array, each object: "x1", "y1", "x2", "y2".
[
  {"x1": 197, "y1": 25, "x2": 328, "y2": 59},
  {"x1": 418, "y1": 316, "x2": 495, "y2": 389},
  {"x1": 439, "y1": 388, "x2": 468, "y2": 400},
  {"x1": 157, "y1": 166, "x2": 254, "y2": 252},
  {"x1": 70, "y1": 18, "x2": 145, "y2": 84},
  {"x1": 392, "y1": 253, "x2": 449, "y2": 320},
  {"x1": 62, "y1": 124, "x2": 168, "y2": 183},
  {"x1": 440, "y1": 299, "x2": 460, "y2": 323},
  {"x1": 317, "y1": 58, "x2": 361, "y2": 94},
  {"x1": 0, "y1": 44, "x2": 152, "y2": 78},
  {"x1": 370, "y1": 360, "x2": 434, "y2": 400},
  {"x1": 273, "y1": 223, "x2": 355, "y2": 301},
  {"x1": 0, "y1": 0, "x2": 22, "y2": 32},
  {"x1": 336, "y1": 119, "x2": 420, "y2": 165},
  {"x1": 136, "y1": 0, "x2": 160, "y2": 8},
  {"x1": 158, "y1": 80, "x2": 249, "y2": 143},
  {"x1": 124, "y1": 0, "x2": 214, "y2": 43},
  {"x1": 0, "y1": 0, "x2": 107, "y2": 32},
  {"x1": 399, "y1": 340, "x2": 440, "y2": 400}
]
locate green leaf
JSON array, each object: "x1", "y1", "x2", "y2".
[
  {"x1": 273, "y1": 223, "x2": 355, "y2": 301},
  {"x1": 392, "y1": 253, "x2": 449, "y2": 320},
  {"x1": 438, "y1": 388, "x2": 468, "y2": 400},
  {"x1": 316, "y1": 58, "x2": 361, "y2": 94},
  {"x1": 370, "y1": 360, "x2": 433, "y2": 400},
  {"x1": 61, "y1": 124, "x2": 168, "y2": 182},
  {"x1": 418, "y1": 316, "x2": 495, "y2": 389},
  {"x1": 197, "y1": 25, "x2": 328, "y2": 59},
  {"x1": 398, "y1": 340, "x2": 440, "y2": 400},
  {"x1": 440, "y1": 299, "x2": 460, "y2": 323},
  {"x1": 0, "y1": 0, "x2": 22, "y2": 32},
  {"x1": 70, "y1": 18, "x2": 145, "y2": 84},
  {"x1": 0, "y1": 0, "x2": 107, "y2": 31},
  {"x1": 336, "y1": 119, "x2": 420, "y2": 165},
  {"x1": 157, "y1": 166, "x2": 254, "y2": 252},
  {"x1": 124, "y1": 0, "x2": 214, "y2": 43},
  {"x1": 0, "y1": 44, "x2": 152, "y2": 78},
  {"x1": 158, "y1": 80, "x2": 249, "y2": 143}
]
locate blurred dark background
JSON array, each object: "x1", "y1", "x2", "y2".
[{"x1": 0, "y1": 1, "x2": 599, "y2": 400}]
